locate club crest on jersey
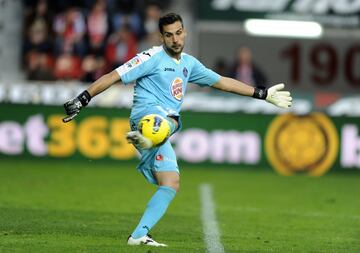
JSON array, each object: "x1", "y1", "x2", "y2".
[
  {"x1": 183, "y1": 67, "x2": 188, "y2": 77},
  {"x1": 171, "y1": 77, "x2": 183, "y2": 101}
]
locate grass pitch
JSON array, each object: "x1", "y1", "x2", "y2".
[{"x1": 0, "y1": 159, "x2": 359, "y2": 253}]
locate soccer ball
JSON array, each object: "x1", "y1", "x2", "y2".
[{"x1": 138, "y1": 114, "x2": 171, "y2": 146}]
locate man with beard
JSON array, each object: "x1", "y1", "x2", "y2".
[{"x1": 63, "y1": 13, "x2": 292, "y2": 247}]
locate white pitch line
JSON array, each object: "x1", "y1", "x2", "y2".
[{"x1": 199, "y1": 183, "x2": 225, "y2": 253}]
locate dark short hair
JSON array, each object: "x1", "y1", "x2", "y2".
[{"x1": 158, "y1": 13, "x2": 183, "y2": 34}]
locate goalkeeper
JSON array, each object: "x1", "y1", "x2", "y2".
[{"x1": 63, "y1": 13, "x2": 292, "y2": 247}]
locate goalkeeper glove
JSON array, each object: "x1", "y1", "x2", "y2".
[
  {"x1": 63, "y1": 90, "x2": 91, "y2": 123},
  {"x1": 253, "y1": 83, "x2": 292, "y2": 108}
]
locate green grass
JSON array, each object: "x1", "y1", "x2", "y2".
[{"x1": 0, "y1": 160, "x2": 359, "y2": 253}]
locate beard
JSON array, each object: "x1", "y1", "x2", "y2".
[{"x1": 165, "y1": 43, "x2": 184, "y2": 56}]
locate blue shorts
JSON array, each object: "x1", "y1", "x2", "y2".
[
  {"x1": 135, "y1": 140, "x2": 179, "y2": 184},
  {"x1": 129, "y1": 105, "x2": 180, "y2": 185}
]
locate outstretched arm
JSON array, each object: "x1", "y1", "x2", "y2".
[
  {"x1": 87, "y1": 70, "x2": 121, "y2": 97},
  {"x1": 212, "y1": 76, "x2": 292, "y2": 108},
  {"x1": 63, "y1": 70, "x2": 121, "y2": 122},
  {"x1": 212, "y1": 76, "x2": 255, "y2": 96}
]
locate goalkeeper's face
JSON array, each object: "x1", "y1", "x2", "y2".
[{"x1": 160, "y1": 21, "x2": 186, "y2": 58}]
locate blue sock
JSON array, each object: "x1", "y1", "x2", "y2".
[{"x1": 131, "y1": 186, "x2": 176, "y2": 239}]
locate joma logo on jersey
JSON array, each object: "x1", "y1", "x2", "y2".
[
  {"x1": 171, "y1": 77, "x2": 183, "y2": 101},
  {"x1": 164, "y1": 67, "x2": 175, "y2": 72}
]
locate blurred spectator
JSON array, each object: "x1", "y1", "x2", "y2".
[
  {"x1": 53, "y1": 7, "x2": 87, "y2": 56},
  {"x1": 105, "y1": 24, "x2": 138, "y2": 69},
  {"x1": 143, "y1": 3, "x2": 161, "y2": 35},
  {"x1": 86, "y1": 0, "x2": 111, "y2": 55},
  {"x1": 24, "y1": 0, "x2": 53, "y2": 37},
  {"x1": 229, "y1": 47, "x2": 268, "y2": 89},
  {"x1": 26, "y1": 51, "x2": 55, "y2": 81},
  {"x1": 138, "y1": 3, "x2": 162, "y2": 51},
  {"x1": 22, "y1": 0, "x2": 53, "y2": 66},
  {"x1": 22, "y1": 0, "x2": 168, "y2": 81},
  {"x1": 112, "y1": 11, "x2": 143, "y2": 39},
  {"x1": 138, "y1": 32, "x2": 161, "y2": 52},
  {"x1": 23, "y1": 21, "x2": 53, "y2": 61},
  {"x1": 81, "y1": 55, "x2": 107, "y2": 83},
  {"x1": 54, "y1": 53, "x2": 82, "y2": 80}
]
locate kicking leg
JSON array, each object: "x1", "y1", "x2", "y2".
[{"x1": 128, "y1": 171, "x2": 179, "y2": 247}]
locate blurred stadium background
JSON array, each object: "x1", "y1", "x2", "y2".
[{"x1": 0, "y1": 0, "x2": 359, "y2": 252}]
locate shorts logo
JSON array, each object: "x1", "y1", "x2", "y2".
[
  {"x1": 156, "y1": 154, "x2": 163, "y2": 161},
  {"x1": 125, "y1": 56, "x2": 142, "y2": 69},
  {"x1": 171, "y1": 77, "x2": 183, "y2": 101}
]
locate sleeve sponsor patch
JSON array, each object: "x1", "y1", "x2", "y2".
[
  {"x1": 125, "y1": 56, "x2": 142, "y2": 69},
  {"x1": 116, "y1": 56, "x2": 143, "y2": 76}
]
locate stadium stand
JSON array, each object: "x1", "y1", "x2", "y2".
[{"x1": 21, "y1": 0, "x2": 173, "y2": 82}]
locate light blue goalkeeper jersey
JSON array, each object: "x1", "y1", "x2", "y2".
[{"x1": 115, "y1": 45, "x2": 220, "y2": 118}]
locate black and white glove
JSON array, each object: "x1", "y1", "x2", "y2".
[
  {"x1": 63, "y1": 90, "x2": 91, "y2": 123},
  {"x1": 253, "y1": 83, "x2": 292, "y2": 109}
]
